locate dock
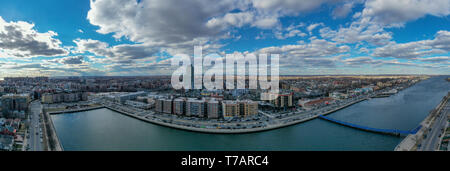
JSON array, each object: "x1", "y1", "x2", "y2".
[{"x1": 319, "y1": 115, "x2": 421, "y2": 136}]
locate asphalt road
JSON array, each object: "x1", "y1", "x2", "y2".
[
  {"x1": 421, "y1": 101, "x2": 449, "y2": 151},
  {"x1": 28, "y1": 101, "x2": 44, "y2": 151}
]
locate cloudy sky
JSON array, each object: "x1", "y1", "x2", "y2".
[{"x1": 0, "y1": 0, "x2": 449, "y2": 77}]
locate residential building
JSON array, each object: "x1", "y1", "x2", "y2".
[
  {"x1": 115, "y1": 91, "x2": 147, "y2": 103},
  {"x1": 186, "y1": 98, "x2": 205, "y2": 117},
  {"x1": 1, "y1": 94, "x2": 30, "y2": 118},
  {"x1": 162, "y1": 99, "x2": 173, "y2": 114},
  {"x1": 155, "y1": 99, "x2": 163, "y2": 113},
  {"x1": 173, "y1": 98, "x2": 186, "y2": 115},
  {"x1": 207, "y1": 100, "x2": 220, "y2": 119},
  {"x1": 222, "y1": 100, "x2": 239, "y2": 119},
  {"x1": 270, "y1": 92, "x2": 294, "y2": 108},
  {"x1": 238, "y1": 100, "x2": 258, "y2": 117}
]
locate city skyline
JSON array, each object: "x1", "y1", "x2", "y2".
[{"x1": 0, "y1": 0, "x2": 449, "y2": 78}]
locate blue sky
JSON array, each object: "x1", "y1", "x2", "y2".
[{"x1": 0, "y1": 0, "x2": 449, "y2": 77}]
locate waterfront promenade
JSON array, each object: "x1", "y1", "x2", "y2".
[
  {"x1": 395, "y1": 92, "x2": 450, "y2": 151},
  {"x1": 103, "y1": 96, "x2": 369, "y2": 134},
  {"x1": 45, "y1": 94, "x2": 368, "y2": 135}
]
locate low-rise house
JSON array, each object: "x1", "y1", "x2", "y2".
[
  {"x1": 0, "y1": 118, "x2": 5, "y2": 126},
  {"x1": 0, "y1": 126, "x2": 16, "y2": 136},
  {"x1": 0, "y1": 134, "x2": 14, "y2": 151},
  {"x1": 302, "y1": 97, "x2": 335, "y2": 109}
]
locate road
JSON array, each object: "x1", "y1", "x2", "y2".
[
  {"x1": 27, "y1": 101, "x2": 44, "y2": 151},
  {"x1": 420, "y1": 99, "x2": 449, "y2": 151}
]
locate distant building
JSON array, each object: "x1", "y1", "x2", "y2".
[
  {"x1": 270, "y1": 92, "x2": 293, "y2": 108},
  {"x1": 303, "y1": 97, "x2": 335, "y2": 108},
  {"x1": 41, "y1": 93, "x2": 54, "y2": 104},
  {"x1": 52, "y1": 93, "x2": 63, "y2": 103},
  {"x1": 329, "y1": 92, "x2": 348, "y2": 100},
  {"x1": 115, "y1": 91, "x2": 147, "y2": 103},
  {"x1": 125, "y1": 100, "x2": 151, "y2": 109},
  {"x1": 41, "y1": 92, "x2": 89, "y2": 104}
]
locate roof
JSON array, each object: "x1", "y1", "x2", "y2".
[{"x1": 305, "y1": 97, "x2": 334, "y2": 106}]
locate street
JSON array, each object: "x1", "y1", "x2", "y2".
[
  {"x1": 27, "y1": 101, "x2": 44, "y2": 151},
  {"x1": 420, "y1": 100, "x2": 449, "y2": 151}
]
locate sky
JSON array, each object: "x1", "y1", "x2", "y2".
[{"x1": 0, "y1": 0, "x2": 449, "y2": 77}]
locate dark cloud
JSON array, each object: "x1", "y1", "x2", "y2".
[
  {"x1": 7, "y1": 63, "x2": 43, "y2": 69},
  {"x1": 74, "y1": 39, "x2": 160, "y2": 63},
  {"x1": 58, "y1": 56, "x2": 85, "y2": 65}
]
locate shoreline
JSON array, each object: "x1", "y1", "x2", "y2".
[
  {"x1": 45, "y1": 97, "x2": 368, "y2": 135},
  {"x1": 102, "y1": 97, "x2": 368, "y2": 134},
  {"x1": 46, "y1": 82, "x2": 418, "y2": 136},
  {"x1": 395, "y1": 92, "x2": 449, "y2": 151},
  {"x1": 48, "y1": 106, "x2": 104, "y2": 115},
  {"x1": 42, "y1": 105, "x2": 64, "y2": 151}
]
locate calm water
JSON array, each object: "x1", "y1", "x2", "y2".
[{"x1": 52, "y1": 76, "x2": 449, "y2": 151}]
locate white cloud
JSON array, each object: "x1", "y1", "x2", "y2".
[
  {"x1": 206, "y1": 12, "x2": 254, "y2": 29},
  {"x1": 0, "y1": 16, "x2": 68, "y2": 58},
  {"x1": 87, "y1": 0, "x2": 248, "y2": 45},
  {"x1": 359, "y1": 47, "x2": 370, "y2": 54},
  {"x1": 49, "y1": 56, "x2": 86, "y2": 65},
  {"x1": 255, "y1": 37, "x2": 350, "y2": 69},
  {"x1": 417, "y1": 56, "x2": 450, "y2": 63},
  {"x1": 86, "y1": 0, "x2": 351, "y2": 52},
  {"x1": 251, "y1": 0, "x2": 343, "y2": 16},
  {"x1": 253, "y1": 17, "x2": 280, "y2": 29},
  {"x1": 362, "y1": 0, "x2": 450, "y2": 26},
  {"x1": 74, "y1": 39, "x2": 160, "y2": 63},
  {"x1": 319, "y1": 17, "x2": 392, "y2": 45},
  {"x1": 332, "y1": 2, "x2": 355, "y2": 19},
  {"x1": 307, "y1": 23, "x2": 324, "y2": 34},
  {"x1": 372, "y1": 30, "x2": 450, "y2": 58},
  {"x1": 275, "y1": 29, "x2": 307, "y2": 39}
]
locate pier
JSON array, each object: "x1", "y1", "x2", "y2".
[{"x1": 319, "y1": 115, "x2": 422, "y2": 136}]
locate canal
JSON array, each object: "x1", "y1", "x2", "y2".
[{"x1": 51, "y1": 76, "x2": 450, "y2": 151}]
